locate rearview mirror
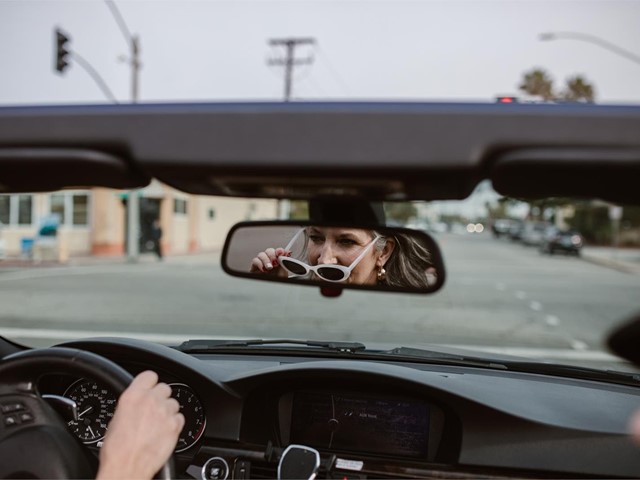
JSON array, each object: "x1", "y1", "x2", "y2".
[{"x1": 222, "y1": 221, "x2": 446, "y2": 294}]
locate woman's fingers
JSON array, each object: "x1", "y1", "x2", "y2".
[
  {"x1": 152, "y1": 381, "x2": 172, "y2": 400},
  {"x1": 249, "y1": 248, "x2": 292, "y2": 273},
  {"x1": 250, "y1": 257, "x2": 264, "y2": 272},
  {"x1": 258, "y1": 252, "x2": 274, "y2": 269}
]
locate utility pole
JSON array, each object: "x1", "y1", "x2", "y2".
[
  {"x1": 105, "y1": 0, "x2": 141, "y2": 262},
  {"x1": 268, "y1": 38, "x2": 315, "y2": 219},
  {"x1": 267, "y1": 37, "x2": 316, "y2": 101}
]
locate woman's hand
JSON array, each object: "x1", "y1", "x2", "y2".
[
  {"x1": 249, "y1": 247, "x2": 290, "y2": 277},
  {"x1": 96, "y1": 371, "x2": 184, "y2": 480}
]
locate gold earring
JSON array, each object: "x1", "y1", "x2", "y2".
[{"x1": 377, "y1": 266, "x2": 386, "y2": 282}]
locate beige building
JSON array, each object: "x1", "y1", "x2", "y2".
[{"x1": 0, "y1": 181, "x2": 278, "y2": 260}]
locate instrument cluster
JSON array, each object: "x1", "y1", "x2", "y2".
[{"x1": 63, "y1": 379, "x2": 206, "y2": 452}]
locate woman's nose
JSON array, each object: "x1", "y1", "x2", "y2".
[{"x1": 318, "y1": 243, "x2": 337, "y2": 264}]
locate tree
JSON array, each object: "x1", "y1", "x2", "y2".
[
  {"x1": 561, "y1": 75, "x2": 595, "y2": 102},
  {"x1": 486, "y1": 197, "x2": 520, "y2": 219},
  {"x1": 519, "y1": 68, "x2": 555, "y2": 101},
  {"x1": 518, "y1": 68, "x2": 596, "y2": 103},
  {"x1": 384, "y1": 202, "x2": 417, "y2": 225}
]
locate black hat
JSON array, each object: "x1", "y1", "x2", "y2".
[{"x1": 308, "y1": 196, "x2": 386, "y2": 227}]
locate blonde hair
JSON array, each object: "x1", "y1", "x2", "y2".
[{"x1": 374, "y1": 231, "x2": 433, "y2": 289}]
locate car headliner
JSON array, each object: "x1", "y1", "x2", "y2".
[{"x1": 0, "y1": 102, "x2": 639, "y2": 204}]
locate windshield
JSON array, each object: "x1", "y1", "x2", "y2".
[{"x1": 1, "y1": 1, "x2": 639, "y2": 373}]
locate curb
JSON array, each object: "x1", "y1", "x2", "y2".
[{"x1": 581, "y1": 254, "x2": 639, "y2": 274}]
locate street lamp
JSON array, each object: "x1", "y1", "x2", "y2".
[
  {"x1": 53, "y1": 2, "x2": 141, "y2": 261},
  {"x1": 539, "y1": 32, "x2": 640, "y2": 67},
  {"x1": 540, "y1": 31, "x2": 632, "y2": 254}
]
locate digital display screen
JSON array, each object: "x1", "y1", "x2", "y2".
[{"x1": 290, "y1": 392, "x2": 430, "y2": 457}]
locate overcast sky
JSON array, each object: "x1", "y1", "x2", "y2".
[{"x1": 1, "y1": 0, "x2": 640, "y2": 105}]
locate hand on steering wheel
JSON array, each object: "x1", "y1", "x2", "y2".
[
  {"x1": 97, "y1": 371, "x2": 184, "y2": 480},
  {"x1": 0, "y1": 347, "x2": 178, "y2": 479}
]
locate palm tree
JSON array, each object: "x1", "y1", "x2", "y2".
[
  {"x1": 519, "y1": 68, "x2": 555, "y2": 101},
  {"x1": 561, "y1": 75, "x2": 595, "y2": 102}
]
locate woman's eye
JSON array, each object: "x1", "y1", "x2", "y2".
[
  {"x1": 309, "y1": 235, "x2": 324, "y2": 244},
  {"x1": 339, "y1": 238, "x2": 357, "y2": 246}
]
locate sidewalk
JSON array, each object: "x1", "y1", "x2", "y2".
[
  {"x1": 0, "y1": 249, "x2": 222, "y2": 270},
  {"x1": 581, "y1": 246, "x2": 640, "y2": 274}
]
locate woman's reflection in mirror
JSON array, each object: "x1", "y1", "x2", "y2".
[{"x1": 249, "y1": 227, "x2": 435, "y2": 289}]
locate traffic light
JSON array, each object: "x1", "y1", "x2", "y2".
[{"x1": 55, "y1": 28, "x2": 71, "y2": 73}]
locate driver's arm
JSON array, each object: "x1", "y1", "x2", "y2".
[{"x1": 96, "y1": 371, "x2": 184, "y2": 480}]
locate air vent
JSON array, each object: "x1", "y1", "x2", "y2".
[{"x1": 242, "y1": 459, "x2": 277, "y2": 479}]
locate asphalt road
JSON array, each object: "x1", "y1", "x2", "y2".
[{"x1": 1, "y1": 232, "x2": 638, "y2": 367}]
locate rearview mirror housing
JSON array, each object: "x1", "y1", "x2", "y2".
[{"x1": 221, "y1": 221, "x2": 446, "y2": 294}]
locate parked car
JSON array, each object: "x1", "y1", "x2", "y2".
[
  {"x1": 520, "y1": 221, "x2": 552, "y2": 246},
  {"x1": 491, "y1": 218, "x2": 512, "y2": 238},
  {"x1": 540, "y1": 227, "x2": 584, "y2": 256},
  {"x1": 507, "y1": 220, "x2": 525, "y2": 241}
]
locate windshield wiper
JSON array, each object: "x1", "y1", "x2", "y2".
[
  {"x1": 384, "y1": 346, "x2": 509, "y2": 369},
  {"x1": 176, "y1": 338, "x2": 367, "y2": 354}
]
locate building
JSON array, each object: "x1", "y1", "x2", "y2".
[{"x1": 0, "y1": 180, "x2": 278, "y2": 260}]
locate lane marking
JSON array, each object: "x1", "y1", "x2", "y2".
[
  {"x1": 529, "y1": 301, "x2": 542, "y2": 311},
  {"x1": 570, "y1": 340, "x2": 589, "y2": 351},
  {"x1": 545, "y1": 315, "x2": 559, "y2": 327}
]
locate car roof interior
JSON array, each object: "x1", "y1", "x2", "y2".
[{"x1": 1, "y1": 102, "x2": 639, "y2": 204}]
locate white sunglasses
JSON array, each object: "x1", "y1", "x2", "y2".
[{"x1": 277, "y1": 228, "x2": 381, "y2": 282}]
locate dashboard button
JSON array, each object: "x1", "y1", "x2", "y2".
[
  {"x1": 19, "y1": 412, "x2": 34, "y2": 423},
  {"x1": 4, "y1": 415, "x2": 19, "y2": 427},
  {"x1": 1, "y1": 403, "x2": 25, "y2": 414},
  {"x1": 233, "y1": 460, "x2": 250, "y2": 479},
  {"x1": 201, "y1": 457, "x2": 229, "y2": 480}
]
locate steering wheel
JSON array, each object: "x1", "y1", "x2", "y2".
[{"x1": 0, "y1": 347, "x2": 174, "y2": 479}]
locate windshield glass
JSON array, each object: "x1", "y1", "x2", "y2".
[{"x1": 1, "y1": 1, "x2": 639, "y2": 373}]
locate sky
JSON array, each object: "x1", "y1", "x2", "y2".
[{"x1": 1, "y1": 0, "x2": 640, "y2": 105}]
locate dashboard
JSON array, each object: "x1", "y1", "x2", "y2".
[{"x1": 35, "y1": 337, "x2": 640, "y2": 479}]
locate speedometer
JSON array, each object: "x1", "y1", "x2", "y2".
[
  {"x1": 63, "y1": 378, "x2": 205, "y2": 451},
  {"x1": 169, "y1": 383, "x2": 206, "y2": 452},
  {"x1": 64, "y1": 379, "x2": 117, "y2": 444}
]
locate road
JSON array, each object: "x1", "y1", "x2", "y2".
[{"x1": 1, "y1": 232, "x2": 638, "y2": 367}]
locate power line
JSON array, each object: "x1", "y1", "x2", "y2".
[{"x1": 315, "y1": 44, "x2": 351, "y2": 97}]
